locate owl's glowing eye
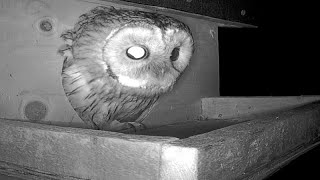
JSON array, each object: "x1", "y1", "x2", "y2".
[
  {"x1": 126, "y1": 46, "x2": 148, "y2": 60},
  {"x1": 170, "y1": 47, "x2": 180, "y2": 61}
]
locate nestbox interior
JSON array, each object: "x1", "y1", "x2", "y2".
[{"x1": 0, "y1": 0, "x2": 224, "y2": 135}]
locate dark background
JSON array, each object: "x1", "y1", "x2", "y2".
[
  {"x1": 219, "y1": 1, "x2": 318, "y2": 96},
  {"x1": 218, "y1": 1, "x2": 319, "y2": 179}
]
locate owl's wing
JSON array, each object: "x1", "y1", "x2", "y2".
[
  {"x1": 97, "y1": 95, "x2": 159, "y2": 132},
  {"x1": 134, "y1": 98, "x2": 159, "y2": 124},
  {"x1": 61, "y1": 56, "x2": 112, "y2": 129}
]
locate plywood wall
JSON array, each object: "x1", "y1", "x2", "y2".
[{"x1": 0, "y1": 0, "x2": 219, "y2": 129}]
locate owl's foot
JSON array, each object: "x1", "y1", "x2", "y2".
[
  {"x1": 126, "y1": 122, "x2": 146, "y2": 132},
  {"x1": 101, "y1": 120, "x2": 146, "y2": 133}
]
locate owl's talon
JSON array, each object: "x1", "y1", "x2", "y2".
[
  {"x1": 100, "y1": 120, "x2": 145, "y2": 133},
  {"x1": 127, "y1": 122, "x2": 146, "y2": 132}
]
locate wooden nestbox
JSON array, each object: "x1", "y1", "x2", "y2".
[{"x1": 1, "y1": 0, "x2": 320, "y2": 180}]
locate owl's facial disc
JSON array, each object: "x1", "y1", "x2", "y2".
[{"x1": 126, "y1": 46, "x2": 148, "y2": 60}]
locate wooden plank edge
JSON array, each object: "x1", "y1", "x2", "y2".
[{"x1": 80, "y1": 0, "x2": 257, "y2": 28}]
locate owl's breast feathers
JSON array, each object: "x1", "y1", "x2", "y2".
[{"x1": 62, "y1": 58, "x2": 159, "y2": 129}]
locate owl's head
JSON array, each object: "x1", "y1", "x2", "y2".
[
  {"x1": 67, "y1": 6, "x2": 194, "y2": 95},
  {"x1": 103, "y1": 8, "x2": 194, "y2": 94}
]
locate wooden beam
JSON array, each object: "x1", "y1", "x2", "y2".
[
  {"x1": 201, "y1": 96, "x2": 320, "y2": 119},
  {"x1": 105, "y1": 0, "x2": 258, "y2": 26},
  {"x1": 81, "y1": 0, "x2": 257, "y2": 28}
]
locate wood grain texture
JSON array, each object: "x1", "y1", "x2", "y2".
[
  {"x1": 164, "y1": 101, "x2": 320, "y2": 180},
  {"x1": 0, "y1": 160, "x2": 87, "y2": 180}
]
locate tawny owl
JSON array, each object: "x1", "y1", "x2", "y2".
[{"x1": 59, "y1": 6, "x2": 194, "y2": 132}]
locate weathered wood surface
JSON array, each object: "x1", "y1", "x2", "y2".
[
  {"x1": 0, "y1": 174, "x2": 23, "y2": 180},
  {"x1": 0, "y1": 118, "x2": 178, "y2": 180},
  {"x1": 1, "y1": 101, "x2": 320, "y2": 180},
  {"x1": 162, "y1": 101, "x2": 320, "y2": 180}
]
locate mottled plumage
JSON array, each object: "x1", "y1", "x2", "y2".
[{"x1": 59, "y1": 6, "x2": 194, "y2": 131}]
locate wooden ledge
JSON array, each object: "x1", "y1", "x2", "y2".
[
  {"x1": 1, "y1": 100, "x2": 320, "y2": 179},
  {"x1": 0, "y1": 119, "x2": 178, "y2": 180}
]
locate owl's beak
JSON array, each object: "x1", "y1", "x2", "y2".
[{"x1": 161, "y1": 69, "x2": 165, "y2": 75}]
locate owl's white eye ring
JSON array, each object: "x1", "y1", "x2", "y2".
[{"x1": 126, "y1": 46, "x2": 148, "y2": 60}]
